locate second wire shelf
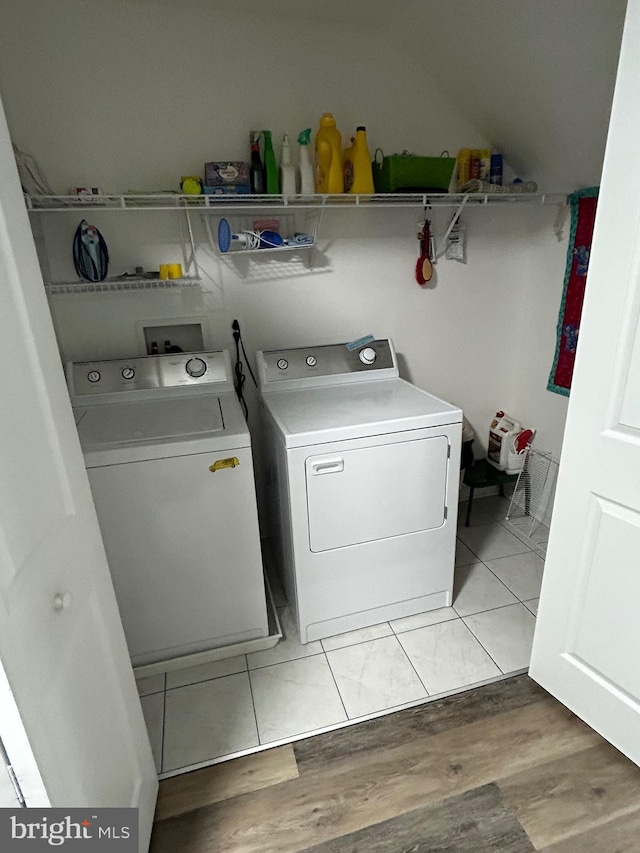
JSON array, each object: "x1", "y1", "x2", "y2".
[{"x1": 45, "y1": 276, "x2": 202, "y2": 295}]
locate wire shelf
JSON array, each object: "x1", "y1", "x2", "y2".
[
  {"x1": 202, "y1": 212, "x2": 318, "y2": 257},
  {"x1": 506, "y1": 446, "x2": 559, "y2": 551},
  {"x1": 24, "y1": 191, "x2": 567, "y2": 213},
  {"x1": 44, "y1": 276, "x2": 202, "y2": 295},
  {"x1": 217, "y1": 241, "x2": 315, "y2": 256}
]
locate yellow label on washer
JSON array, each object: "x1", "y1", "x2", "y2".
[{"x1": 209, "y1": 457, "x2": 240, "y2": 473}]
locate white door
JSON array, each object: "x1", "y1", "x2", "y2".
[
  {"x1": 0, "y1": 93, "x2": 158, "y2": 844},
  {"x1": 530, "y1": 0, "x2": 640, "y2": 766}
]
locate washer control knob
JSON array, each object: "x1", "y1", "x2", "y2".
[
  {"x1": 277, "y1": 358, "x2": 289, "y2": 371},
  {"x1": 87, "y1": 370, "x2": 101, "y2": 383},
  {"x1": 306, "y1": 355, "x2": 317, "y2": 367},
  {"x1": 122, "y1": 367, "x2": 135, "y2": 380},
  {"x1": 185, "y1": 357, "x2": 207, "y2": 378},
  {"x1": 359, "y1": 347, "x2": 377, "y2": 365}
]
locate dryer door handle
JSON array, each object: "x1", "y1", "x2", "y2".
[{"x1": 310, "y1": 457, "x2": 344, "y2": 475}]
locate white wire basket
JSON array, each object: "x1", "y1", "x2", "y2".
[{"x1": 506, "y1": 446, "x2": 559, "y2": 552}]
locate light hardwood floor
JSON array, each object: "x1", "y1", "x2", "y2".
[{"x1": 150, "y1": 675, "x2": 640, "y2": 852}]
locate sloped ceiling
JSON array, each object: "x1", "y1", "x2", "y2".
[
  {"x1": 211, "y1": 0, "x2": 627, "y2": 192},
  {"x1": 402, "y1": 0, "x2": 628, "y2": 191}
]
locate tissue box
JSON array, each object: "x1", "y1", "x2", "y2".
[
  {"x1": 204, "y1": 161, "x2": 250, "y2": 188},
  {"x1": 203, "y1": 185, "x2": 251, "y2": 195},
  {"x1": 373, "y1": 155, "x2": 455, "y2": 193}
]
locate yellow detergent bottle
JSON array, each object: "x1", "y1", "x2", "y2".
[
  {"x1": 456, "y1": 148, "x2": 471, "y2": 191},
  {"x1": 347, "y1": 126, "x2": 375, "y2": 194},
  {"x1": 315, "y1": 113, "x2": 343, "y2": 193}
]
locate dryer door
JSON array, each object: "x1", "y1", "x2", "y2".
[{"x1": 305, "y1": 434, "x2": 448, "y2": 552}]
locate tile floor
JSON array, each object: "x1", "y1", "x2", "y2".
[{"x1": 137, "y1": 494, "x2": 549, "y2": 778}]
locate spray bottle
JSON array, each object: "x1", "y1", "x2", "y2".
[
  {"x1": 297, "y1": 128, "x2": 315, "y2": 196},
  {"x1": 249, "y1": 131, "x2": 264, "y2": 194},
  {"x1": 279, "y1": 132, "x2": 296, "y2": 197},
  {"x1": 262, "y1": 130, "x2": 279, "y2": 194}
]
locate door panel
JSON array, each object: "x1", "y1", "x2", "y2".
[
  {"x1": 0, "y1": 303, "x2": 72, "y2": 590},
  {"x1": 565, "y1": 496, "x2": 640, "y2": 701},
  {"x1": 43, "y1": 592, "x2": 144, "y2": 804},
  {"x1": 306, "y1": 435, "x2": 448, "y2": 552},
  {"x1": 530, "y1": 0, "x2": 640, "y2": 766},
  {"x1": 0, "y1": 90, "x2": 158, "y2": 844}
]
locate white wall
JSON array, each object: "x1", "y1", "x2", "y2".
[
  {"x1": 511, "y1": 206, "x2": 573, "y2": 454},
  {"x1": 392, "y1": 0, "x2": 627, "y2": 193},
  {"x1": 0, "y1": 0, "x2": 585, "y2": 463},
  {"x1": 0, "y1": 0, "x2": 482, "y2": 194}
]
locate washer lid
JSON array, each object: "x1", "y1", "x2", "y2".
[
  {"x1": 78, "y1": 396, "x2": 224, "y2": 445},
  {"x1": 261, "y1": 378, "x2": 463, "y2": 447},
  {"x1": 75, "y1": 392, "x2": 252, "y2": 466}
]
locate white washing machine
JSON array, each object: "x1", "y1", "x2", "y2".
[
  {"x1": 68, "y1": 350, "x2": 269, "y2": 670},
  {"x1": 257, "y1": 339, "x2": 462, "y2": 644}
]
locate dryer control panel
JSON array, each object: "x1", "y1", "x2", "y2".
[{"x1": 257, "y1": 339, "x2": 398, "y2": 391}]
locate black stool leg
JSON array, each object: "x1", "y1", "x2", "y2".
[{"x1": 465, "y1": 487, "x2": 475, "y2": 527}]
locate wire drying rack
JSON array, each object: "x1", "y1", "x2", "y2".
[{"x1": 506, "y1": 446, "x2": 560, "y2": 552}]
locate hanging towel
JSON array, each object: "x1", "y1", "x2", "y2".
[{"x1": 548, "y1": 186, "x2": 599, "y2": 396}]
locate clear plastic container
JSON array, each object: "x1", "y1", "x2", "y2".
[{"x1": 487, "y1": 411, "x2": 522, "y2": 472}]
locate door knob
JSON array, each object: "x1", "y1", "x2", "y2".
[{"x1": 54, "y1": 592, "x2": 72, "y2": 611}]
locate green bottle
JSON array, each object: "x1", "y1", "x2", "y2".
[{"x1": 262, "y1": 130, "x2": 279, "y2": 194}]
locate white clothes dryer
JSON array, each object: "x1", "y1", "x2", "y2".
[
  {"x1": 257, "y1": 339, "x2": 463, "y2": 644},
  {"x1": 68, "y1": 350, "x2": 269, "y2": 670}
]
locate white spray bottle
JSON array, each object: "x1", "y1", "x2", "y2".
[
  {"x1": 297, "y1": 128, "x2": 315, "y2": 196},
  {"x1": 279, "y1": 132, "x2": 296, "y2": 197}
]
